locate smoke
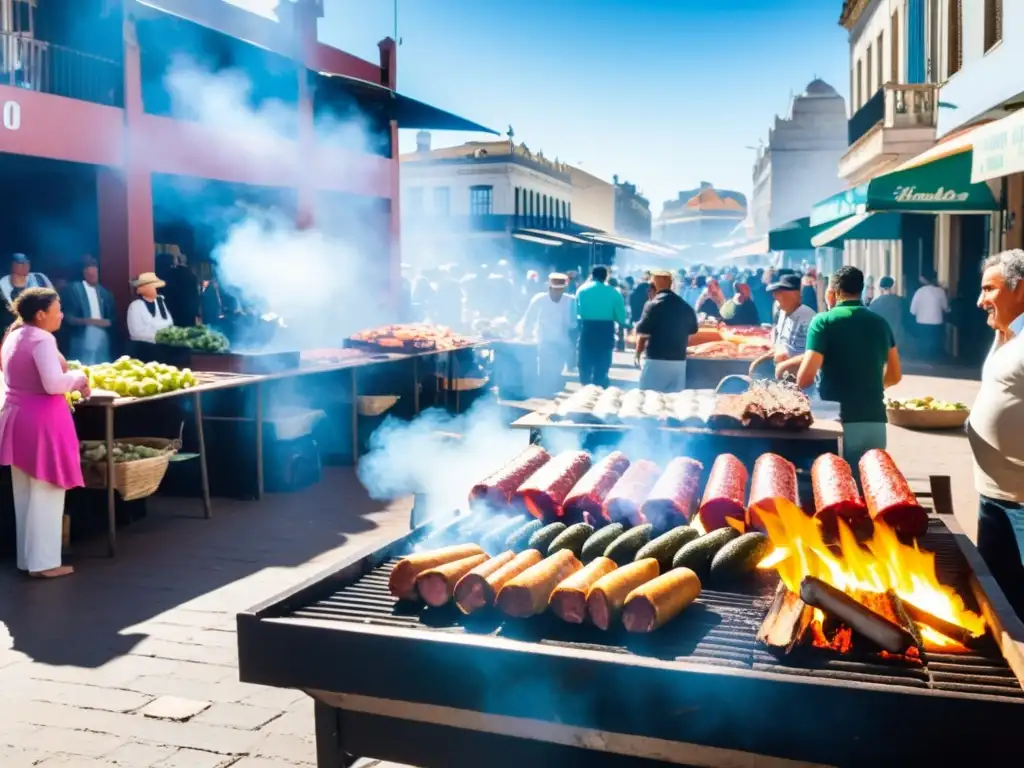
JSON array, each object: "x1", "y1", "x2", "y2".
[{"x1": 152, "y1": 55, "x2": 393, "y2": 347}]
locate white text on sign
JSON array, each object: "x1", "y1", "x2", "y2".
[{"x1": 2, "y1": 101, "x2": 21, "y2": 131}]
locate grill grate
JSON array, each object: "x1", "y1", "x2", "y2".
[{"x1": 288, "y1": 521, "x2": 1024, "y2": 701}]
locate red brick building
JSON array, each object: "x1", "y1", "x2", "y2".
[{"x1": 0, "y1": 0, "x2": 488, "y2": 313}]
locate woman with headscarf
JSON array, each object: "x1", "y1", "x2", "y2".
[
  {"x1": 126, "y1": 272, "x2": 175, "y2": 344},
  {"x1": 0, "y1": 288, "x2": 89, "y2": 578},
  {"x1": 695, "y1": 277, "x2": 725, "y2": 320}
]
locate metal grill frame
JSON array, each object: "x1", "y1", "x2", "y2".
[{"x1": 238, "y1": 511, "x2": 1024, "y2": 768}]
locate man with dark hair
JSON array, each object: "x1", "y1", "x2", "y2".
[
  {"x1": 634, "y1": 270, "x2": 697, "y2": 392},
  {"x1": 868, "y1": 275, "x2": 905, "y2": 348},
  {"x1": 60, "y1": 257, "x2": 116, "y2": 363},
  {"x1": 575, "y1": 265, "x2": 626, "y2": 387},
  {"x1": 797, "y1": 265, "x2": 902, "y2": 467}
]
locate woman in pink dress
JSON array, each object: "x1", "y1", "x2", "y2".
[{"x1": 0, "y1": 288, "x2": 90, "y2": 578}]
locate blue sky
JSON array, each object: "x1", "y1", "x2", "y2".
[{"x1": 233, "y1": 0, "x2": 850, "y2": 215}]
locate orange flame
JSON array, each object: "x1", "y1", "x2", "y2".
[{"x1": 757, "y1": 499, "x2": 985, "y2": 650}]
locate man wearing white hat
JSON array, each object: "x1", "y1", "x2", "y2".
[
  {"x1": 126, "y1": 272, "x2": 175, "y2": 344},
  {"x1": 518, "y1": 273, "x2": 577, "y2": 395}
]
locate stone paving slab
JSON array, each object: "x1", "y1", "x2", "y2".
[{"x1": 0, "y1": 373, "x2": 991, "y2": 767}]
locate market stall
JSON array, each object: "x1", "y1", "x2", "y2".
[
  {"x1": 237, "y1": 446, "x2": 1024, "y2": 767},
  {"x1": 686, "y1": 323, "x2": 772, "y2": 389}
]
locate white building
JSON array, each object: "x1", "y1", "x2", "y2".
[{"x1": 750, "y1": 79, "x2": 848, "y2": 237}]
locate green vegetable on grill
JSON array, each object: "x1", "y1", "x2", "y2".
[
  {"x1": 527, "y1": 522, "x2": 567, "y2": 553},
  {"x1": 546, "y1": 523, "x2": 594, "y2": 558},
  {"x1": 506, "y1": 519, "x2": 544, "y2": 552},
  {"x1": 604, "y1": 524, "x2": 654, "y2": 565},
  {"x1": 634, "y1": 526, "x2": 700, "y2": 571},
  {"x1": 580, "y1": 523, "x2": 625, "y2": 564},
  {"x1": 155, "y1": 325, "x2": 230, "y2": 352}
]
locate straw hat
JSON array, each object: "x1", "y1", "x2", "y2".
[
  {"x1": 132, "y1": 272, "x2": 166, "y2": 290},
  {"x1": 548, "y1": 272, "x2": 569, "y2": 287}
]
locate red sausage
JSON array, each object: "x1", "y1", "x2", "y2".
[
  {"x1": 470, "y1": 446, "x2": 550, "y2": 509},
  {"x1": 747, "y1": 453, "x2": 799, "y2": 531},
  {"x1": 603, "y1": 460, "x2": 661, "y2": 526},
  {"x1": 859, "y1": 449, "x2": 927, "y2": 538},
  {"x1": 514, "y1": 450, "x2": 593, "y2": 520},
  {"x1": 698, "y1": 454, "x2": 748, "y2": 532},
  {"x1": 564, "y1": 452, "x2": 631, "y2": 522},
  {"x1": 811, "y1": 453, "x2": 867, "y2": 522},
  {"x1": 641, "y1": 457, "x2": 704, "y2": 528}
]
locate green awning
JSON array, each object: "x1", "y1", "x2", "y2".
[
  {"x1": 810, "y1": 212, "x2": 903, "y2": 248},
  {"x1": 811, "y1": 142, "x2": 999, "y2": 226},
  {"x1": 767, "y1": 217, "x2": 834, "y2": 250}
]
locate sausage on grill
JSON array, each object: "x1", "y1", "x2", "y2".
[
  {"x1": 458, "y1": 549, "x2": 543, "y2": 614},
  {"x1": 603, "y1": 460, "x2": 661, "y2": 526},
  {"x1": 811, "y1": 453, "x2": 867, "y2": 522},
  {"x1": 549, "y1": 556, "x2": 618, "y2": 624},
  {"x1": 641, "y1": 457, "x2": 704, "y2": 529},
  {"x1": 622, "y1": 567, "x2": 702, "y2": 633},
  {"x1": 747, "y1": 453, "x2": 799, "y2": 531},
  {"x1": 388, "y1": 544, "x2": 486, "y2": 600},
  {"x1": 469, "y1": 445, "x2": 550, "y2": 509},
  {"x1": 514, "y1": 450, "x2": 593, "y2": 520},
  {"x1": 859, "y1": 449, "x2": 927, "y2": 538},
  {"x1": 586, "y1": 558, "x2": 661, "y2": 631},
  {"x1": 416, "y1": 553, "x2": 490, "y2": 607},
  {"x1": 563, "y1": 452, "x2": 631, "y2": 521},
  {"x1": 453, "y1": 550, "x2": 517, "y2": 614},
  {"x1": 698, "y1": 454, "x2": 749, "y2": 532},
  {"x1": 496, "y1": 549, "x2": 582, "y2": 618}
]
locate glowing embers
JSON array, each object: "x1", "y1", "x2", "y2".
[{"x1": 756, "y1": 499, "x2": 984, "y2": 655}]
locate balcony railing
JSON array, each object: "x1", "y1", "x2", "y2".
[
  {"x1": 847, "y1": 83, "x2": 938, "y2": 146},
  {"x1": 0, "y1": 32, "x2": 123, "y2": 108}
]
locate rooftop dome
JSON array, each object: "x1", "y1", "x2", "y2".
[{"x1": 802, "y1": 79, "x2": 839, "y2": 98}]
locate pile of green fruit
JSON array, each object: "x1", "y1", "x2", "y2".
[
  {"x1": 68, "y1": 356, "x2": 197, "y2": 398},
  {"x1": 155, "y1": 325, "x2": 229, "y2": 352},
  {"x1": 886, "y1": 396, "x2": 968, "y2": 412},
  {"x1": 80, "y1": 442, "x2": 169, "y2": 464}
]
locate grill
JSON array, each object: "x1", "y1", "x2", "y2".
[{"x1": 238, "y1": 510, "x2": 1024, "y2": 768}]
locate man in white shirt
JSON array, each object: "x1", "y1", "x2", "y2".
[
  {"x1": 60, "y1": 258, "x2": 116, "y2": 364},
  {"x1": 0, "y1": 253, "x2": 52, "y2": 304},
  {"x1": 749, "y1": 273, "x2": 816, "y2": 383},
  {"x1": 909, "y1": 274, "x2": 949, "y2": 361},
  {"x1": 967, "y1": 248, "x2": 1024, "y2": 619},
  {"x1": 518, "y1": 273, "x2": 577, "y2": 395}
]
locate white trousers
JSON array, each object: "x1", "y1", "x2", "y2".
[{"x1": 11, "y1": 466, "x2": 66, "y2": 573}]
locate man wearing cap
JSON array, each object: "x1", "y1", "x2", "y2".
[
  {"x1": 518, "y1": 273, "x2": 577, "y2": 395},
  {"x1": 868, "y1": 276, "x2": 906, "y2": 349},
  {"x1": 575, "y1": 265, "x2": 626, "y2": 387},
  {"x1": 749, "y1": 273, "x2": 816, "y2": 382},
  {"x1": 634, "y1": 270, "x2": 697, "y2": 392},
  {"x1": 0, "y1": 253, "x2": 52, "y2": 305}
]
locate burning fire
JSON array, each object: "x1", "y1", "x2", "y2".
[{"x1": 755, "y1": 500, "x2": 985, "y2": 651}]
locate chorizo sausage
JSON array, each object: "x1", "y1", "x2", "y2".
[
  {"x1": 549, "y1": 556, "x2": 618, "y2": 624},
  {"x1": 641, "y1": 457, "x2": 704, "y2": 529},
  {"x1": 698, "y1": 454, "x2": 748, "y2": 532},
  {"x1": 496, "y1": 549, "x2": 582, "y2": 618},
  {"x1": 859, "y1": 449, "x2": 928, "y2": 538},
  {"x1": 469, "y1": 445, "x2": 550, "y2": 509},
  {"x1": 586, "y1": 558, "x2": 661, "y2": 631},
  {"x1": 603, "y1": 460, "x2": 661, "y2": 526},
  {"x1": 388, "y1": 544, "x2": 486, "y2": 600},
  {"x1": 453, "y1": 550, "x2": 517, "y2": 614},
  {"x1": 811, "y1": 453, "x2": 867, "y2": 522},
  {"x1": 622, "y1": 567, "x2": 702, "y2": 633},
  {"x1": 563, "y1": 451, "x2": 631, "y2": 521},
  {"x1": 461, "y1": 549, "x2": 544, "y2": 613},
  {"x1": 416, "y1": 553, "x2": 490, "y2": 607},
  {"x1": 514, "y1": 450, "x2": 593, "y2": 520},
  {"x1": 747, "y1": 453, "x2": 799, "y2": 531}
]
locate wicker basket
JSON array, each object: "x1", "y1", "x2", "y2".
[
  {"x1": 886, "y1": 408, "x2": 969, "y2": 430},
  {"x1": 80, "y1": 437, "x2": 179, "y2": 501}
]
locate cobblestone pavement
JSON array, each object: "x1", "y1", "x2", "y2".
[{"x1": 0, "y1": 369, "x2": 990, "y2": 766}]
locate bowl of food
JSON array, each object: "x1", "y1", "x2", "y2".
[{"x1": 885, "y1": 396, "x2": 969, "y2": 430}]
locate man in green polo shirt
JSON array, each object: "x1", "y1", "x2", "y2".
[
  {"x1": 796, "y1": 265, "x2": 903, "y2": 468},
  {"x1": 575, "y1": 265, "x2": 627, "y2": 387}
]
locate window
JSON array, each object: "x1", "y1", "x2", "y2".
[
  {"x1": 514, "y1": 187, "x2": 521, "y2": 217},
  {"x1": 876, "y1": 32, "x2": 884, "y2": 87},
  {"x1": 984, "y1": 0, "x2": 1002, "y2": 52},
  {"x1": 527, "y1": 190, "x2": 534, "y2": 218},
  {"x1": 866, "y1": 44, "x2": 873, "y2": 95},
  {"x1": 855, "y1": 59, "x2": 863, "y2": 109},
  {"x1": 470, "y1": 185, "x2": 493, "y2": 215},
  {"x1": 927, "y1": 0, "x2": 939, "y2": 80},
  {"x1": 890, "y1": 9, "x2": 900, "y2": 83},
  {"x1": 433, "y1": 187, "x2": 450, "y2": 216},
  {"x1": 405, "y1": 187, "x2": 423, "y2": 215},
  {"x1": 542, "y1": 196, "x2": 549, "y2": 221},
  {"x1": 947, "y1": 0, "x2": 962, "y2": 77}
]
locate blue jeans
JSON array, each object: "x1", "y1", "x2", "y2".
[
  {"x1": 639, "y1": 359, "x2": 687, "y2": 393},
  {"x1": 841, "y1": 421, "x2": 887, "y2": 470},
  {"x1": 978, "y1": 496, "x2": 1024, "y2": 620}
]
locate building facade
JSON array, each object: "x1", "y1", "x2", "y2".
[
  {"x1": 750, "y1": 79, "x2": 848, "y2": 237},
  {"x1": 654, "y1": 182, "x2": 747, "y2": 260},
  {"x1": 613, "y1": 176, "x2": 652, "y2": 241}
]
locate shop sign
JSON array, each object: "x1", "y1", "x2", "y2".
[
  {"x1": 970, "y1": 111, "x2": 1024, "y2": 183},
  {"x1": 2, "y1": 100, "x2": 20, "y2": 131},
  {"x1": 892, "y1": 186, "x2": 970, "y2": 204}
]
